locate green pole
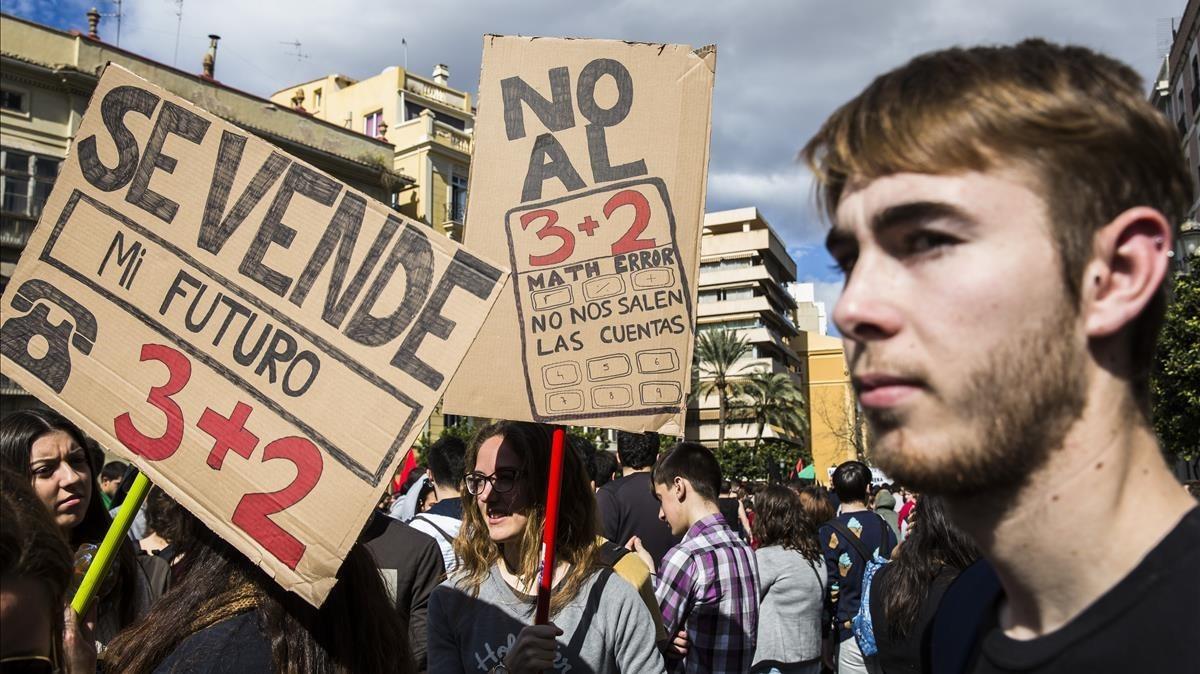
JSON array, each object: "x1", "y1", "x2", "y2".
[{"x1": 71, "y1": 471, "x2": 151, "y2": 616}]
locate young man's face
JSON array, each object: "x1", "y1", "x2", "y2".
[
  {"x1": 653, "y1": 480, "x2": 690, "y2": 536},
  {"x1": 827, "y1": 170, "x2": 1087, "y2": 495}
]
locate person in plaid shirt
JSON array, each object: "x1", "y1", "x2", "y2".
[{"x1": 629, "y1": 441, "x2": 760, "y2": 673}]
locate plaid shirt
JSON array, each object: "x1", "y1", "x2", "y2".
[{"x1": 654, "y1": 513, "x2": 760, "y2": 674}]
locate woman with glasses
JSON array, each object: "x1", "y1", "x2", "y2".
[
  {"x1": 427, "y1": 420, "x2": 665, "y2": 674},
  {"x1": 0, "y1": 409, "x2": 153, "y2": 651}
]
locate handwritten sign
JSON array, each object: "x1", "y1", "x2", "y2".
[
  {"x1": 0, "y1": 65, "x2": 506, "y2": 606},
  {"x1": 444, "y1": 36, "x2": 716, "y2": 432}
]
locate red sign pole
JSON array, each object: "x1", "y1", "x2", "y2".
[{"x1": 535, "y1": 425, "x2": 567, "y2": 624}]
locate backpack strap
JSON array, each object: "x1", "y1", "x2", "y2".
[
  {"x1": 412, "y1": 514, "x2": 455, "y2": 546},
  {"x1": 827, "y1": 518, "x2": 874, "y2": 563},
  {"x1": 595, "y1": 539, "x2": 632, "y2": 568},
  {"x1": 929, "y1": 559, "x2": 1002, "y2": 674}
]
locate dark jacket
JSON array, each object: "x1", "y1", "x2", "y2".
[
  {"x1": 362, "y1": 512, "x2": 446, "y2": 671},
  {"x1": 596, "y1": 471, "x2": 680, "y2": 569}
]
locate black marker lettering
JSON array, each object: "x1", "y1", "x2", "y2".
[
  {"x1": 77, "y1": 85, "x2": 160, "y2": 192},
  {"x1": 126, "y1": 101, "x2": 210, "y2": 223},
  {"x1": 390, "y1": 248, "x2": 502, "y2": 389},
  {"x1": 239, "y1": 163, "x2": 341, "y2": 297},
  {"x1": 501, "y1": 67, "x2": 574, "y2": 141},
  {"x1": 343, "y1": 226, "x2": 433, "y2": 346},
  {"x1": 521, "y1": 133, "x2": 585, "y2": 202},
  {"x1": 199, "y1": 131, "x2": 291, "y2": 254}
]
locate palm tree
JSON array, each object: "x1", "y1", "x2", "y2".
[
  {"x1": 694, "y1": 329, "x2": 752, "y2": 451},
  {"x1": 737, "y1": 368, "x2": 809, "y2": 453}
]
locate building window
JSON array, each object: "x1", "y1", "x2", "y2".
[
  {"x1": 0, "y1": 88, "x2": 26, "y2": 113},
  {"x1": 1, "y1": 148, "x2": 59, "y2": 220},
  {"x1": 313, "y1": 88, "x2": 322, "y2": 108},
  {"x1": 1191, "y1": 56, "x2": 1200, "y2": 116},
  {"x1": 450, "y1": 174, "x2": 467, "y2": 222},
  {"x1": 364, "y1": 110, "x2": 383, "y2": 138}
]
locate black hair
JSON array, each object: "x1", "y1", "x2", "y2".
[
  {"x1": 615, "y1": 431, "x2": 659, "y2": 470},
  {"x1": 425, "y1": 436, "x2": 466, "y2": 489},
  {"x1": 100, "y1": 460, "x2": 128, "y2": 482},
  {"x1": 588, "y1": 450, "x2": 618, "y2": 488},
  {"x1": 833, "y1": 460, "x2": 871, "y2": 503},
  {"x1": 0, "y1": 408, "x2": 142, "y2": 629},
  {"x1": 652, "y1": 442, "x2": 721, "y2": 504},
  {"x1": 880, "y1": 496, "x2": 979, "y2": 640}
]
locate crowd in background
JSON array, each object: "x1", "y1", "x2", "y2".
[{"x1": 1, "y1": 403, "x2": 1007, "y2": 674}]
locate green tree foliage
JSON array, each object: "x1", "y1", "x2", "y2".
[
  {"x1": 1152, "y1": 269, "x2": 1200, "y2": 461},
  {"x1": 735, "y1": 368, "x2": 809, "y2": 451},
  {"x1": 695, "y1": 330, "x2": 752, "y2": 451},
  {"x1": 717, "y1": 439, "x2": 808, "y2": 483}
]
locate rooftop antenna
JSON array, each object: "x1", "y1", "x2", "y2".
[
  {"x1": 402, "y1": 37, "x2": 408, "y2": 71},
  {"x1": 280, "y1": 40, "x2": 310, "y2": 64},
  {"x1": 171, "y1": 0, "x2": 184, "y2": 67},
  {"x1": 99, "y1": 0, "x2": 123, "y2": 46}
]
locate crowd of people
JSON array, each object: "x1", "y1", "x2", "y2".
[{"x1": 3, "y1": 36, "x2": 1200, "y2": 674}]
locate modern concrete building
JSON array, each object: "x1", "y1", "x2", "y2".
[
  {"x1": 688, "y1": 207, "x2": 804, "y2": 448},
  {"x1": 270, "y1": 64, "x2": 473, "y2": 240},
  {"x1": 0, "y1": 11, "x2": 411, "y2": 413}
]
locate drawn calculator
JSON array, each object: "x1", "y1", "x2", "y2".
[{"x1": 503, "y1": 177, "x2": 694, "y2": 422}]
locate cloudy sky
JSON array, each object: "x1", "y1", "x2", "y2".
[{"x1": 7, "y1": 0, "x2": 1189, "y2": 328}]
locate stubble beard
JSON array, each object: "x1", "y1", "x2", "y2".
[{"x1": 867, "y1": 311, "x2": 1088, "y2": 497}]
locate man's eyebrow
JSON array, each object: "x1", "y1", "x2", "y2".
[
  {"x1": 826, "y1": 200, "x2": 974, "y2": 253},
  {"x1": 871, "y1": 201, "x2": 973, "y2": 234}
]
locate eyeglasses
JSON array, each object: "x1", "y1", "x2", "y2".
[{"x1": 464, "y1": 468, "x2": 522, "y2": 496}]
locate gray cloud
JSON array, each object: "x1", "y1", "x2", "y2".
[{"x1": 73, "y1": 0, "x2": 1183, "y2": 279}]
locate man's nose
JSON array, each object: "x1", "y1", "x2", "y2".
[{"x1": 832, "y1": 254, "x2": 904, "y2": 343}]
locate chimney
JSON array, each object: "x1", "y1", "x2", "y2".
[
  {"x1": 202, "y1": 34, "x2": 220, "y2": 80},
  {"x1": 432, "y1": 63, "x2": 449, "y2": 86},
  {"x1": 86, "y1": 7, "x2": 100, "y2": 39}
]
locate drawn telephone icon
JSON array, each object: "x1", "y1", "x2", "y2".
[{"x1": 1, "y1": 279, "x2": 98, "y2": 393}]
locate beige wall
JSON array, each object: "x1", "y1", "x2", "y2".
[{"x1": 793, "y1": 331, "x2": 860, "y2": 485}]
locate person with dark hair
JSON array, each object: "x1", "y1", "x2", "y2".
[
  {"x1": 428, "y1": 421, "x2": 663, "y2": 673},
  {"x1": 411, "y1": 436, "x2": 468, "y2": 572},
  {"x1": 1, "y1": 467, "x2": 94, "y2": 674},
  {"x1": 98, "y1": 461, "x2": 127, "y2": 510},
  {"x1": 798, "y1": 485, "x2": 835, "y2": 526},
  {"x1": 588, "y1": 449, "x2": 619, "y2": 490},
  {"x1": 362, "y1": 510, "x2": 445, "y2": 671},
  {"x1": 0, "y1": 409, "x2": 154, "y2": 649},
  {"x1": 804, "y1": 38, "x2": 1200, "y2": 673},
  {"x1": 866, "y1": 496, "x2": 978, "y2": 674},
  {"x1": 597, "y1": 431, "x2": 680, "y2": 569},
  {"x1": 103, "y1": 506, "x2": 410, "y2": 674},
  {"x1": 751, "y1": 484, "x2": 824, "y2": 673},
  {"x1": 820, "y1": 461, "x2": 897, "y2": 674},
  {"x1": 629, "y1": 441, "x2": 759, "y2": 673}
]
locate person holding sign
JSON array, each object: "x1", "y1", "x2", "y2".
[
  {"x1": 427, "y1": 421, "x2": 665, "y2": 674},
  {"x1": 0, "y1": 409, "x2": 154, "y2": 649},
  {"x1": 102, "y1": 502, "x2": 409, "y2": 673}
]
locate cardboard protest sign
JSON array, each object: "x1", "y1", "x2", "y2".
[
  {"x1": 0, "y1": 64, "x2": 506, "y2": 606},
  {"x1": 444, "y1": 36, "x2": 716, "y2": 433}
]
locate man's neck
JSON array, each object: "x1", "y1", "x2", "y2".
[
  {"x1": 948, "y1": 393, "x2": 1194, "y2": 640},
  {"x1": 432, "y1": 484, "x2": 459, "y2": 501},
  {"x1": 684, "y1": 499, "x2": 721, "y2": 532},
  {"x1": 839, "y1": 500, "x2": 868, "y2": 514},
  {"x1": 622, "y1": 466, "x2": 651, "y2": 477}
]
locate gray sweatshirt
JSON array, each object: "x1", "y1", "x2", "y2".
[
  {"x1": 428, "y1": 564, "x2": 666, "y2": 674},
  {"x1": 753, "y1": 546, "x2": 826, "y2": 667}
]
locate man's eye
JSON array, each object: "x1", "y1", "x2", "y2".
[
  {"x1": 907, "y1": 231, "x2": 956, "y2": 255},
  {"x1": 829, "y1": 254, "x2": 856, "y2": 274}
]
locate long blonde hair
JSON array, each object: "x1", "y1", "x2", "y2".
[{"x1": 453, "y1": 421, "x2": 599, "y2": 616}]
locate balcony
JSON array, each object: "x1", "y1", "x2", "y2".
[
  {"x1": 404, "y1": 74, "x2": 470, "y2": 113},
  {"x1": 701, "y1": 228, "x2": 797, "y2": 281},
  {"x1": 389, "y1": 112, "x2": 472, "y2": 156}
]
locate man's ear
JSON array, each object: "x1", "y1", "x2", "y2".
[
  {"x1": 1082, "y1": 206, "x2": 1172, "y2": 339},
  {"x1": 672, "y1": 476, "x2": 688, "y2": 502}
]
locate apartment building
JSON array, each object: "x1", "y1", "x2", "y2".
[
  {"x1": 687, "y1": 207, "x2": 804, "y2": 447},
  {"x1": 271, "y1": 64, "x2": 473, "y2": 240}
]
